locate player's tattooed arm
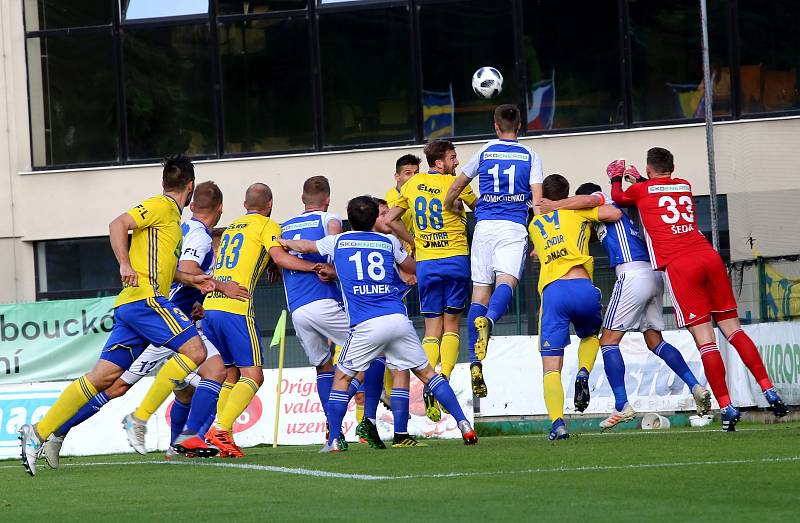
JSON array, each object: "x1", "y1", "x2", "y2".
[
  {"x1": 270, "y1": 245, "x2": 320, "y2": 272},
  {"x1": 444, "y1": 174, "x2": 471, "y2": 211},
  {"x1": 539, "y1": 194, "x2": 603, "y2": 213},
  {"x1": 109, "y1": 212, "x2": 139, "y2": 287}
]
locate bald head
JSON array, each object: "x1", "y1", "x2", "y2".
[{"x1": 244, "y1": 183, "x2": 273, "y2": 212}]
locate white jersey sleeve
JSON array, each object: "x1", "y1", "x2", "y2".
[
  {"x1": 388, "y1": 234, "x2": 408, "y2": 264},
  {"x1": 316, "y1": 234, "x2": 339, "y2": 257},
  {"x1": 529, "y1": 150, "x2": 544, "y2": 185},
  {"x1": 461, "y1": 150, "x2": 481, "y2": 179},
  {"x1": 180, "y1": 226, "x2": 211, "y2": 267},
  {"x1": 322, "y1": 212, "x2": 343, "y2": 234}
]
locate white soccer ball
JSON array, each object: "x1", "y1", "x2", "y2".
[{"x1": 472, "y1": 67, "x2": 504, "y2": 99}]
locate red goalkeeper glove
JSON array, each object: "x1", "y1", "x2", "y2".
[
  {"x1": 606, "y1": 159, "x2": 625, "y2": 181},
  {"x1": 624, "y1": 164, "x2": 644, "y2": 183}
]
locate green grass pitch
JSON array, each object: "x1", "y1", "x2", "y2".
[{"x1": 2, "y1": 422, "x2": 799, "y2": 521}]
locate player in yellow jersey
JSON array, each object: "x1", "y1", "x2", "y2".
[
  {"x1": 19, "y1": 156, "x2": 246, "y2": 475},
  {"x1": 386, "y1": 140, "x2": 476, "y2": 421},
  {"x1": 385, "y1": 154, "x2": 421, "y2": 248},
  {"x1": 528, "y1": 174, "x2": 621, "y2": 441},
  {"x1": 202, "y1": 183, "x2": 328, "y2": 457}
]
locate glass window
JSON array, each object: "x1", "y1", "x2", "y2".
[
  {"x1": 36, "y1": 238, "x2": 122, "y2": 300},
  {"x1": 219, "y1": 17, "x2": 313, "y2": 154},
  {"x1": 27, "y1": 33, "x2": 119, "y2": 167},
  {"x1": 419, "y1": 0, "x2": 518, "y2": 139},
  {"x1": 522, "y1": 0, "x2": 624, "y2": 131},
  {"x1": 24, "y1": 0, "x2": 112, "y2": 32},
  {"x1": 123, "y1": 24, "x2": 216, "y2": 160},
  {"x1": 217, "y1": 0, "x2": 307, "y2": 14},
  {"x1": 737, "y1": 0, "x2": 800, "y2": 114},
  {"x1": 318, "y1": 7, "x2": 414, "y2": 146},
  {"x1": 123, "y1": 0, "x2": 209, "y2": 21},
  {"x1": 694, "y1": 194, "x2": 730, "y2": 258},
  {"x1": 628, "y1": 0, "x2": 730, "y2": 122}
]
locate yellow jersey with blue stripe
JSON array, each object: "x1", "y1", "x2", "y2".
[
  {"x1": 528, "y1": 208, "x2": 599, "y2": 294},
  {"x1": 115, "y1": 194, "x2": 183, "y2": 308},
  {"x1": 203, "y1": 212, "x2": 282, "y2": 317},
  {"x1": 393, "y1": 171, "x2": 477, "y2": 261}
]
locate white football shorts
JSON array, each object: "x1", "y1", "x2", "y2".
[
  {"x1": 603, "y1": 265, "x2": 666, "y2": 332},
  {"x1": 335, "y1": 313, "x2": 428, "y2": 375},
  {"x1": 291, "y1": 298, "x2": 350, "y2": 367},
  {"x1": 471, "y1": 220, "x2": 528, "y2": 285}
]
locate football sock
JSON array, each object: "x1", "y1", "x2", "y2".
[
  {"x1": 390, "y1": 388, "x2": 410, "y2": 433},
  {"x1": 487, "y1": 283, "x2": 513, "y2": 325},
  {"x1": 578, "y1": 335, "x2": 600, "y2": 374},
  {"x1": 467, "y1": 303, "x2": 488, "y2": 363},
  {"x1": 55, "y1": 391, "x2": 109, "y2": 437},
  {"x1": 326, "y1": 389, "x2": 349, "y2": 445},
  {"x1": 347, "y1": 377, "x2": 362, "y2": 399},
  {"x1": 543, "y1": 371, "x2": 564, "y2": 423},
  {"x1": 134, "y1": 353, "x2": 197, "y2": 422},
  {"x1": 37, "y1": 376, "x2": 98, "y2": 439},
  {"x1": 422, "y1": 337, "x2": 441, "y2": 369},
  {"x1": 169, "y1": 399, "x2": 191, "y2": 444},
  {"x1": 383, "y1": 368, "x2": 393, "y2": 399},
  {"x1": 198, "y1": 408, "x2": 217, "y2": 438},
  {"x1": 429, "y1": 374, "x2": 466, "y2": 422},
  {"x1": 316, "y1": 372, "x2": 334, "y2": 415},
  {"x1": 727, "y1": 329, "x2": 773, "y2": 391},
  {"x1": 698, "y1": 342, "x2": 731, "y2": 408},
  {"x1": 355, "y1": 397, "x2": 365, "y2": 423},
  {"x1": 217, "y1": 381, "x2": 235, "y2": 416},
  {"x1": 601, "y1": 345, "x2": 628, "y2": 411},
  {"x1": 652, "y1": 341, "x2": 700, "y2": 389},
  {"x1": 217, "y1": 377, "x2": 260, "y2": 432},
  {"x1": 439, "y1": 332, "x2": 460, "y2": 378},
  {"x1": 364, "y1": 359, "x2": 385, "y2": 422},
  {"x1": 182, "y1": 379, "x2": 222, "y2": 435}
]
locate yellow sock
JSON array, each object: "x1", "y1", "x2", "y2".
[
  {"x1": 439, "y1": 332, "x2": 460, "y2": 378},
  {"x1": 355, "y1": 395, "x2": 365, "y2": 422},
  {"x1": 217, "y1": 377, "x2": 260, "y2": 431},
  {"x1": 333, "y1": 344, "x2": 342, "y2": 365},
  {"x1": 422, "y1": 337, "x2": 440, "y2": 369},
  {"x1": 543, "y1": 371, "x2": 564, "y2": 423},
  {"x1": 383, "y1": 368, "x2": 393, "y2": 400},
  {"x1": 134, "y1": 353, "x2": 197, "y2": 422},
  {"x1": 217, "y1": 381, "x2": 235, "y2": 414},
  {"x1": 578, "y1": 335, "x2": 600, "y2": 374},
  {"x1": 37, "y1": 376, "x2": 97, "y2": 439}
]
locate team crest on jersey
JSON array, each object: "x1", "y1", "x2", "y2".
[{"x1": 173, "y1": 308, "x2": 189, "y2": 322}]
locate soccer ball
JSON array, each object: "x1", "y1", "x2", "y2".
[{"x1": 472, "y1": 67, "x2": 503, "y2": 99}]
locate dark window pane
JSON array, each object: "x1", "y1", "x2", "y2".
[
  {"x1": 738, "y1": 0, "x2": 800, "y2": 114},
  {"x1": 522, "y1": 0, "x2": 623, "y2": 130},
  {"x1": 420, "y1": 1, "x2": 517, "y2": 138},
  {"x1": 27, "y1": 33, "x2": 118, "y2": 166},
  {"x1": 219, "y1": 17, "x2": 313, "y2": 153},
  {"x1": 123, "y1": 0, "x2": 208, "y2": 21},
  {"x1": 319, "y1": 7, "x2": 414, "y2": 146},
  {"x1": 37, "y1": 238, "x2": 121, "y2": 297},
  {"x1": 218, "y1": 0, "x2": 307, "y2": 14},
  {"x1": 123, "y1": 25, "x2": 215, "y2": 159},
  {"x1": 628, "y1": 0, "x2": 730, "y2": 122},
  {"x1": 25, "y1": 0, "x2": 112, "y2": 32}
]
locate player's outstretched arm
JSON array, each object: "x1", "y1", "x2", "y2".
[
  {"x1": 540, "y1": 194, "x2": 603, "y2": 213},
  {"x1": 211, "y1": 278, "x2": 251, "y2": 301},
  {"x1": 109, "y1": 212, "x2": 139, "y2": 287},
  {"x1": 278, "y1": 238, "x2": 318, "y2": 254},
  {"x1": 270, "y1": 245, "x2": 320, "y2": 272},
  {"x1": 385, "y1": 206, "x2": 415, "y2": 248},
  {"x1": 597, "y1": 204, "x2": 623, "y2": 223},
  {"x1": 398, "y1": 254, "x2": 416, "y2": 276},
  {"x1": 607, "y1": 159, "x2": 639, "y2": 208},
  {"x1": 444, "y1": 174, "x2": 470, "y2": 211},
  {"x1": 174, "y1": 271, "x2": 215, "y2": 293}
]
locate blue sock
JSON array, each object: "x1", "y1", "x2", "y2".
[
  {"x1": 347, "y1": 377, "x2": 362, "y2": 399},
  {"x1": 390, "y1": 388, "x2": 410, "y2": 434},
  {"x1": 653, "y1": 341, "x2": 700, "y2": 389},
  {"x1": 467, "y1": 302, "x2": 488, "y2": 363},
  {"x1": 169, "y1": 399, "x2": 191, "y2": 444},
  {"x1": 429, "y1": 374, "x2": 466, "y2": 423},
  {"x1": 364, "y1": 359, "x2": 385, "y2": 422},
  {"x1": 601, "y1": 345, "x2": 628, "y2": 411},
  {"x1": 486, "y1": 283, "x2": 514, "y2": 325},
  {"x1": 55, "y1": 391, "x2": 109, "y2": 437},
  {"x1": 182, "y1": 379, "x2": 222, "y2": 435},
  {"x1": 326, "y1": 390, "x2": 349, "y2": 445},
  {"x1": 316, "y1": 371, "x2": 334, "y2": 415},
  {"x1": 198, "y1": 408, "x2": 217, "y2": 438}
]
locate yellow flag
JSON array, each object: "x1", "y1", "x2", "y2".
[{"x1": 270, "y1": 310, "x2": 287, "y2": 348}]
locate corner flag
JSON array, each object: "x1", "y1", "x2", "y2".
[
  {"x1": 272, "y1": 310, "x2": 287, "y2": 447},
  {"x1": 270, "y1": 310, "x2": 287, "y2": 348}
]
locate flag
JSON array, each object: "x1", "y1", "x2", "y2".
[
  {"x1": 423, "y1": 84, "x2": 454, "y2": 139},
  {"x1": 527, "y1": 72, "x2": 556, "y2": 131},
  {"x1": 270, "y1": 310, "x2": 287, "y2": 348}
]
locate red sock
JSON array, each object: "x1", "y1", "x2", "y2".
[
  {"x1": 699, "y1": 342, "x2": 731, "y2": 408},
  {"x1": 727, "y1": 329, "x2": 773, "y2": 391}
]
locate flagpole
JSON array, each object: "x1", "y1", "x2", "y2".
[{"x1": 272, "y1": 310, "x2": 287, "y2": 448}]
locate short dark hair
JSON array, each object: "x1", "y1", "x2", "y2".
[
  {"x1": 575, "y1": 182, "x2": 602, "y2": 196},
  {"x1": 162, "y1": 155, "x2": 195, "y2": 191},
  {"x1": 192, "y1": 181, "x2": 223, "y2": 211},
  {"x1": 395, "y1": 154, "x2": 421, "y2": 173},
  {"x1": 372, "y1": 197, "x2": 388, "y2": 207},
  {"x1": 302, "y1": 176, "x2": 331, "y2": 206},
  {"x1": 494, "y1": 104, "x2": 521, "y2": 133},
  {"x1": 347, "y1": 195, "x2": 379, "y2": 231},
  {"x1": 423, "y1": 140, "x2": 455, "y2": 167},
  {"x1": 542, "y1": 174, "x2": 570, "y2": 201},
  {"x1": 647, "y1": 147, "x2": 674, "y2": 173}
]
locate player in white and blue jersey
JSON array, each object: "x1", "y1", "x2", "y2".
[
  {"x1": 280, "y1": 196, "x2": 477, "y2": 452},
  {"x1": 444, "y1": 104, "x2": 544, "y2": 397},
  {"x1": 539, "y1": 180, "x2": 712, "y2": 430},
  {"x1": 280, "y1": 176, "x2": 349, "y2": 438}
]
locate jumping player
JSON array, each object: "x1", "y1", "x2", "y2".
[{"x1": 610, "y1": 149, "x2": 788, "y2": 431}]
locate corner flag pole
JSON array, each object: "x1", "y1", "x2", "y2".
[
  {"x1": 271, "y1": 310, "x2": 287, "y2": 448},
  {"x1": 700, "y1": 0, "x2": 721, "y2": 251}
]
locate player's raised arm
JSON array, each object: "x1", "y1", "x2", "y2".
[
  {"x1": 607, "y1": 159, "x2": 641, "y2": 208},
  {"x1": 385, "y1": 205, "x2": 415, "y2": 249},
  {"x1": 269, "y1": 245, "x2": 320, "y2": 272},
  {"x1": 109, "y1": 211, "x2": 139, "y2": 287},
  {"x1": 530, "y1": 151, "x2": 544, "y2": 214},
  {"x1": 444, "y1": 173, "x2": 471, "y2": 211}
]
